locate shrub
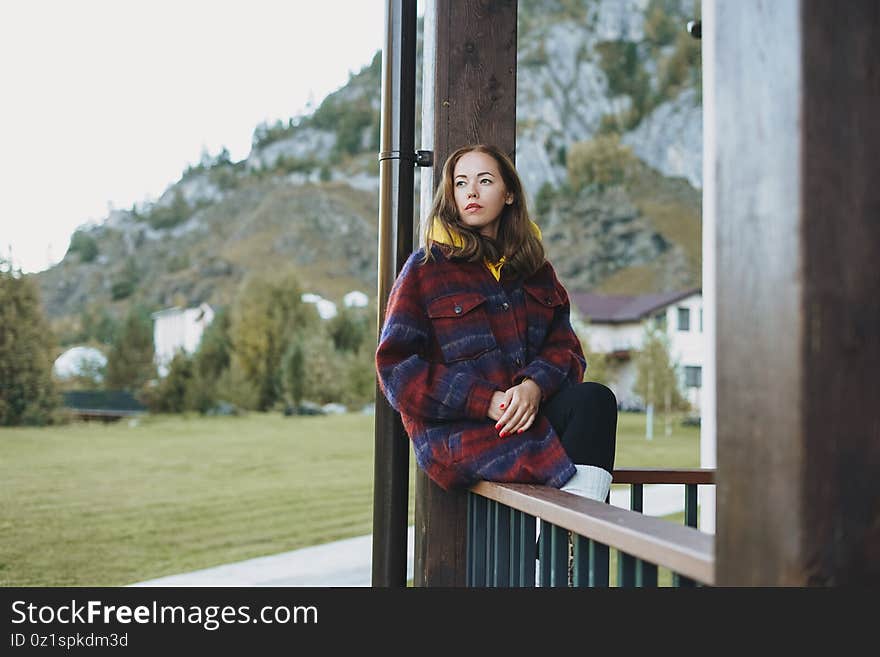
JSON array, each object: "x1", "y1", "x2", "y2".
[
  {"x1": 567, "y1": 134, "x2": 639, "y2": 189},
  {"x1": 67, "y1": 230, "x2": 99, "y2": 263}
]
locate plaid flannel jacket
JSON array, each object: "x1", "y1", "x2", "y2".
[{"x1": 375, "y1": 243, "x2": 586, "y2": 490}]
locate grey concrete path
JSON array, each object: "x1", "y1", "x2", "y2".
[{"x1": 129, "y1": 484, "x2": 701, "y2": 587}]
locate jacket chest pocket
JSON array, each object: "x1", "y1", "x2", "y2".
[
  {"x1": 427, "y1": 292, "x2": 498, "y2": 363},
  {"x1": 522, "y1": 284, "x2": 564, "y2": 355}
]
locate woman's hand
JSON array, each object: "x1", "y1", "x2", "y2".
[{"x1": 489, "y1": 379, "x2": 542, "y2": 437}]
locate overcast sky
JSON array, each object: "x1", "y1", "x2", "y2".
[{"x1": 0, "y1": 0, "x2": 403, "y2": 273}]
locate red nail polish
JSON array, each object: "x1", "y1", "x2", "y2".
[
  {"x1": 500, "y1": 404, "x2": 505, "y2": 409},
  {"x1": 518, "y1": 429, "x2": 523, "y2": 434}
]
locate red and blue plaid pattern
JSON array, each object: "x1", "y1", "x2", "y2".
[{"x1": 375, "y1": 244, "x2": 586, "y2": 490}]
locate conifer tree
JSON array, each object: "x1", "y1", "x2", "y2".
[
  {"x1": 104, "y1": 306, "x2": 156, "y2": 391},
  {"x1": 0, "y1": 263, "x2": 58, "y2": 425}
]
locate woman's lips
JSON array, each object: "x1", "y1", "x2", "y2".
[{"x1": 465, "y1": 204, "x2": 482, "y2": 211}]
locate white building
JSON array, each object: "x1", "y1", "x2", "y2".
[
  {"x1": 343, "y1": 290, "x2": 369, "y2": 308},
  {"x1": 151, "y1": 303, "x2": 215, "y2": 377},
  {"x1": 301, "y1": 293, "x2": 338, "y2": 319},
  {"x1": 53, "y1": 345, "x2": 107, "y2": 382},
  {"x1": 570, "y1": 287, "x2": 704, "y2": 412}
]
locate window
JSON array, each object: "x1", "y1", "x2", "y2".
[
  {"x1": 684, "y1": 366, "x2": 702, "y2": 388},
  {"x1": 677, "y1": 307, "x2": 690, "y2": 331},
  {"x1": 653, "y1": 311, "x2": 667, "y2": 330}
]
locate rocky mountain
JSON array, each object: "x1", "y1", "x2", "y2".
[{"x1": 36, "y1": 0, "x2": 702, "y2": 340}]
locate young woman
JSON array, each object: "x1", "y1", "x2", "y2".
[{"x1": 375, "y1": 144, "x2": 617, "y2": 502}]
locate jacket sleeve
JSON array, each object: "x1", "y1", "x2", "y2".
[
  {"x1": 513, "y1": 266, "x2": 587, "y2": 401},
  {"x1": 375, "y1": 258, "x2": 500, "y2": 422}
]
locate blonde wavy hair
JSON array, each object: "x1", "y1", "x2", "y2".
[{"x1": 420, "y1": 143, "x2": 545, "y2": 279}]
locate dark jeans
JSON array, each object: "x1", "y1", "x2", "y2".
[{"x1": 542, "y1": 381, "x2": 617, "y2": 474}]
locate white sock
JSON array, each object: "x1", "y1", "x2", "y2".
[{"x1": 560, "y1": 465, "x2": 612, "y2": 502}]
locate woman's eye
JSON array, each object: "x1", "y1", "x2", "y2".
[{"x1": 481, "y1": 179, "x2": 491, "y2": 184}]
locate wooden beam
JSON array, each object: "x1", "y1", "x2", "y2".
[
  {"x1": 713, "y1": 0, "x2": 880, "y2": 585},
  {"x1": 414, "y1": 0, "x2": 519, "y2": 587},
  {"x1": 611, "y1": 468, "x2": 715, "y2": 485}
]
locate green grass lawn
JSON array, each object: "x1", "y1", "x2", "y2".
[{"x1": 0, "y1": 409, "x2": 699, "y2": 586}]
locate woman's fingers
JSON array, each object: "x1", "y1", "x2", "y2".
[
  {"x1": 512, "y1": 412, "x2": 537, "y2": 434},
  {"x1": 498, "y1": 408, "x2": 526, "y2": 437},
  {"x1": 494, "y1": 399, "x2": 522, "y2": 436},
  {"x1": 496, "y1": 401, "x2": 536, "y2": 437}
]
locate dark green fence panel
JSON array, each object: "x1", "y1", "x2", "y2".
[
  {"x1": 572, "y1": 535, "x2": 590, "y2": 587},
  {"x1": 538, "y1": 520, "x2": 551, "y2": 587},
  {"x1": 519, "y1": 512, "x2": 536, "y2": 587},
  {"x1": 485, "y1": 500, "x2": 496, "y2": 586},
  {"x1": 636, "y1": 559, "x2": 658, "y2": 587},
  {"x1": 550, "y1": 524, "x2": 568, "y2": 587},
  {"x1": 467, "y1": 494, "x2": 474, "y2": 586},
  {"x1": 590, "y1": 540, "x2": 610, "y2": 587},
  {"x1": 471, "y1": 495, "x2": 487, "y2": 586},
  {"x1": 493, "y1": 502, "x2": 511, "y2": 586},
  {"x1": 685, "y1": 484, "x2": 698, "y2": 527}
]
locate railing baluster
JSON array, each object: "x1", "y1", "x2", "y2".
[
  {"x1": 520, "y1": 513, "x2": 536, "y2": 587},
  {"x1": 573, "y1": 535, "x2": 590, "y2": 587},
  {"x1": 636, "y1": 559, "x2": 658, "y2": 587},
  {"x1": 486, "y1": 500, "x2": 495, "y2": 586},
  {"x1": 617, "y1": 483, "x2": 643, "y2": 588},
  {"x1": 618, "y1": 550, "x2": 636, "y2": 587},
  {"x1": 510, "y1": 509, "x2": 521, "y2": 586},
  {"x1": 672, "y1": 483, "x2": 700, "y2": 587},
  {"x1": 550, "y1": 524, "x2": 568, "y2": 587},
  {"x1": 539, "y1": 520, "x2": 552, "y2": 587},
  {"x1": 590, "y1": 540, "x2": 610, "y2": 587},
  {"x1": 631, "y1": 483, "x2": 644, "y2": 513},
  {"x1": 466, "y1": 493, "x2": 473, "y2": 586},
  {"x1": 493, "y1": 501, "x2": 511, "y2": 586},
  {"x1": 685, "y1": 483, "x2": 698, "y2": 527},
  {"x1": 473, "y1": 495, "x2": 487, "y2": 587}
]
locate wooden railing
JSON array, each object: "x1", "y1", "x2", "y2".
[{"x1": 466, "y1": 468, "x2": 715, "y2": 587}]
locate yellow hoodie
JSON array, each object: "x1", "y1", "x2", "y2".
[{"x1": 427, "y1": 216, "x2": 543, "y2": 281}]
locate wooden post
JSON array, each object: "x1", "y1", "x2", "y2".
[
  {"x1": 414, "y1": 0, "x2": 519, "y2": 587},
  {"x1": 712, "y1": 0, "x2": 880, "y2": 585}
]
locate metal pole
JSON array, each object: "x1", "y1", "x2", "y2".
[{"x1": 372, "y1": 0, "x2": 417, "y2": 587}]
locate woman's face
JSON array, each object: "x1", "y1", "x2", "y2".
[{"x1": 452, "y1": 150, "x2": 513, "y2": 240}]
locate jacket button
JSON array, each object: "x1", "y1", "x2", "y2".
[
  {"x1": 544, "y1": 297, "x2": 552, "y2": 305},
  {"x1": 454, "y1": 305, "x2": 462, "y2": 314},
  {"x1": 502, "y1": 302, "x2": 510, "y2": 310}
]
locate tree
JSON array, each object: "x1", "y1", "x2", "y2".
[
  {"x1": 633, "y1": 325, "x2": 688, "y2": 439},
  {"x1": 567, "y1": 134, "x2": 638, "y2": 190},
  {"x1": 0, "y1": 263, "x2": 58, "y2": 425},
  {"x1": 228, "y1": 271, "x2": 319, "y2": 411},
  {"x1": 327, "y1": 306, "x2": 368, "y2": 354},
  {"x1": 177, "y1": 308, "x2": 233, "y2": 413},
  {"x1": 104, "y1": 306, "x2": 156, "y2": 392},
  {"x1": 67, "y1": 230, "x2": 99, "y2": 263},
  {"x1": 80, "y1": 305, "x2": 119, "y2": 345},
  {"x1": 282, "y1": 340, "x2": 306, "y2": 409},
  {"x1": 150, "y1": 350, "x2": 193, "y2": 413}
]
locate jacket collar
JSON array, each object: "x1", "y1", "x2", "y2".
[{"x1": 428, "y1": 216, "x2": 542, "y2": 247}]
